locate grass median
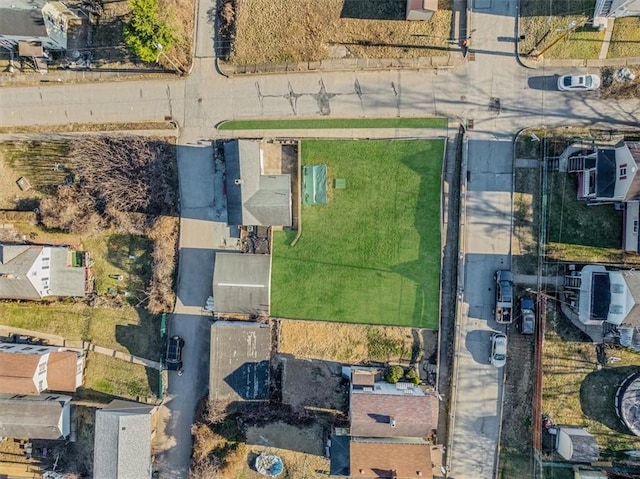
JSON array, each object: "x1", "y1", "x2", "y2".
[{"x1": 218, "y1": 118, "x2": 447, "y2": 130}]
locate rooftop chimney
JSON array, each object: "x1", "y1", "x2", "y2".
[{"x1": 390, "y1": 416, "x2": 397, "y2": 427}]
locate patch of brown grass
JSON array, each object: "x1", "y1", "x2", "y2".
[
  {"x1": 230, "y1": 0, "x2": 453, "y2": 64},
  {"x1": 607, "y1": 17, "x2": 640, "y2": 59},
  {"x1": 278, "y1": 319, "x2": 414, "y2": 363}
]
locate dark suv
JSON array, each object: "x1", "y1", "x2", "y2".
[
  {"x1": 165, "y1": 335, "x2": 184, "y2": 374},
  {"x1": 519, "y1": 297, "x2": 536, "y2": 335}
]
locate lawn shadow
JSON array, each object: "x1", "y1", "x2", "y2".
[
  {"x1": 580, "y1": 365, "x2": 640, "y2": 434},
  {"x1": 114, "y1": 314, "x2": 162, "y2": 360},
  {"x1": 340, "y1": 0, "x2": 406, "y2": 20}
]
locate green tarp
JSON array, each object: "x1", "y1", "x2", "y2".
[{"x1": 302, "y1": 164, "x2": 327, "y2": 205}]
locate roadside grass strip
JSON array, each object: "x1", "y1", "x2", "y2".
[
  {"x1": 271, "y1": 139, "x2": 443, "y2": 328},
  {"x1": 217, "y1": 118, "x2": 447, "y2": 130}
]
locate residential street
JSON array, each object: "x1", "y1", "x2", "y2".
[{"x1": 0, "y1": 0, "x2": 639, "y2": 477}]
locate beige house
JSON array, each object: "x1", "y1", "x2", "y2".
[{"x1": 0, "y1": 342, "x2": 84, "y2": 395}]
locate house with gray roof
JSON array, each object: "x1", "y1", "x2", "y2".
[
  {"x1": 209, "y1": 321, "x2": 271, "y2": 401},
  {"x1": 224, "y1": 140, "x2": 292, "y2": 227},
  {"x1": 0, "y1": 0, "x2": 78, "y2": 51},
  {"x1": 593, "y1": 0, "x2": 640, "y2": 29},
  {"x1": 0, "y1": 244, "x2": 89, "y2": 300},
  {"x1": 93, "y1": 400, "x2": 157, "y2": 479},
  {"x1": 212, "y1": 252, "x2": 271, "y2": 316},
  {"x1": 0, "y1": 393, "x2": 71, "y2": 440}
]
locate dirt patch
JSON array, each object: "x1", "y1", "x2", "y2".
[
  {"x1": 246, "y1": 421, "x2": 324, "y2": 455},
  {"x1": 600, "y1": 66, "x2": 640, "y2": 100},
  {"x1": 227, "y1": 0, "x2": 454, "y2": 64},
  {"x1": 276, "y1": 355, "x2": 348, "y2": 413}
]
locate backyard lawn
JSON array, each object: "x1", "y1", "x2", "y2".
[
  {"x1": 545, "y1": 171, "x2": 622, "y2": 255},
  {"x1": 271, "y1": 139, "x2": 443, "y2": 328},
  {"x1": 542, "y1": 308, "x2": 640, "y2": 454}
]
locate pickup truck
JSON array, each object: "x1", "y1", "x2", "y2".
[{"x1": 494, "y1": 270, "x2": 514, "y2": 324}]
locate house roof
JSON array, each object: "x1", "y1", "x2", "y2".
[
  {"x1": 350, "y1": 386, "x2": 438, "y2": 437},
  {"x1": 623, "y1": 142, "x2": 640, "y2": 201},
  {"x1": 0, "y1": 350, "x2": 79, "y2": 395},
  {"x1": 224, "y1": 140, "x2": 292, "y2": 227},
  {"x1": 209, "y1": 321, "x2": 271, "y2": 401},
  {"x1": 0, "y1": 245, "x2": 41, "y2": 300},
  {"x1": 0, "y1": 6, "x2": 47, "y2": 38},
  {"x1": 93, "y1": 400, "x2": 154, "y2": 479},
  {"x1": 349, "y1": 439, "x2": 433, "y2": 479},
  {"x1": 0, "y1": 244, "x2": 86, "y2": 300},
  {"x1": 46, "y1": 351, "x2": 79, "y2": 392},
  {"x1": 0, "y1": 394, "x2": 70, "y2": 440},
  {"x1": 557, "y1": 427, "x2": 599, "y2": 463},
  {"x1": 212, "y1": 252, "x2": 271, "y2": 315},
  {"x1": 595, "y1": 146, "x2": 617, "y2": 198},
  {"x1": 0, "y1": 352, "x2": 41, "y2": 395}
]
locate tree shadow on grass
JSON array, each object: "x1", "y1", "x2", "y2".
[
  {"x1": 341, "y1": 0, "x2": 406, "y2": 20},
  {"x1": 580, "y1": 365, "x2": 640, "y2": 434}
]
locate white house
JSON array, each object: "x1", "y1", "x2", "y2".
[
  {"x1": 0, "y1": 244, "x2": 90, "y2": 300},
  {"x1": 593, "y1": 0, "x2": 640, "y2": 29}
]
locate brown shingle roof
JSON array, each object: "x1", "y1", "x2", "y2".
[
  {"x1": 0, "y1": 350, "x2": 79, "y2": 395},
  {"x1": 349, "y1": 440, "x2": 433, "y2": 479},
  {"x1": 46, "y1": 352, "x2": 78, "y2": 392},
  {"x1": 350, "y1": 392, "x2": 438, "y2": 438},
  {"x1": 0, "y1": 352, "x2": 40, "y2": 395}
]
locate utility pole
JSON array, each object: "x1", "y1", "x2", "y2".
[{"x1": 532, "y1": 20, "x2": 583, "y2": 59}]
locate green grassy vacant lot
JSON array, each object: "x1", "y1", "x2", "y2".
[
  {"x1": 218, "y1": 118, "x2": 447, "y2": 130},
  {"x1": 608, "y1": 17, "x2": 640, "y2": 58},
  {"x1": 543, "y1": 309, "x2": 640, "y2": 454},
  {"x1": 519, "y1": 0, "x2": 605, "y2": 59},
  {"x1": 271, "y1": 139, "x2": 443, "y2": 328}
]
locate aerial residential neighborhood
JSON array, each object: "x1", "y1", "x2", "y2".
[{"x1": 0, "y1": 0, "x2": 639, "y2": 478}]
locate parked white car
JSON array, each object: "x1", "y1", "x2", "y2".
[
  {"x1": 490, "y1": 333, "x2": 507, "y2": 368},
  {"x1": 557, "y1": 74, "x2": 601, "y2": 91}
]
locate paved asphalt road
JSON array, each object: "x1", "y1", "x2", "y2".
[{"x1": 0, "y1": 0, "x2": 638, "y2": 477}]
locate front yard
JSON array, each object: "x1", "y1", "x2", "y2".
[{"x1": 271, "y1": 139, "x2": 443, "y2": 328}]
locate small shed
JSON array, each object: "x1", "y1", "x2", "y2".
[
  {"x1": 406, "y1": 0, "x2": 438, "y2": 21},
  {"x1": 556, "y1": 427, "x2": 600, "y2": 463}
]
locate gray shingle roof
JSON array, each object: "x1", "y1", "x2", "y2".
[
  {"x1": 224, "y1": 140, "x2": 291, "y2": 227},
  {"x1": 93, "y1": 400, "x2": 154, "y2": 479},
  {"x1": 0, "y1": 394, "x2": 71, "y2": 440},
  {"x1": 212, "y1": 252, "x2": 271, "y2": 315},
  {"x1": 0, "y1": 244, "x2": 86, "y2": 300},
  {"x1": 0, "y1": 7, "x2": 47, "y2": 38}
]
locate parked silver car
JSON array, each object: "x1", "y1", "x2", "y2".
[
  {"x1": 557, "y1": 74, "x2": 601, "y2": 91},
  {"x1": 490, "y1": 333, "x2": 507, "y2": 368}
]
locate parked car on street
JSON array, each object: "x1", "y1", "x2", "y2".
[
  {"x1": 519, "y1": 297, "x2": 536, "y2": 335},
  {"x1": 490, "y1": 333, "x2": 507, "y2": 368},
  {"x1": 494, "y1": 270, "x2": 514, "y2": 324},
  {"x1": 557, "y1": 74, "x2": 601, "y2": 91},
  {"x1": 165, "y1": 335, "x2": 184, "y2": 375}
]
